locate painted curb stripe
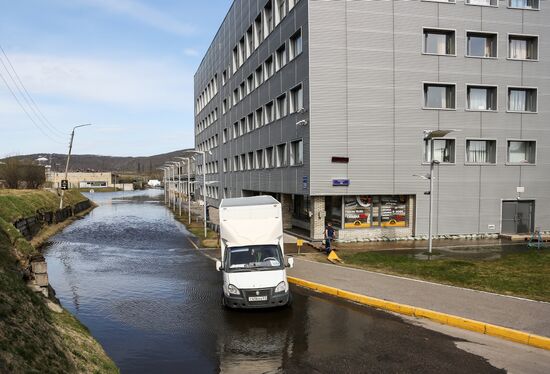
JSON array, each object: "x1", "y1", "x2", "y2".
[{"x1": 287, "y1": 276, "x2": 550, "y2": 351}]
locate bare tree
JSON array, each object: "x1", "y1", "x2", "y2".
[{"x1": 0, "y1": 157, "x2": 21, "y2": 188}]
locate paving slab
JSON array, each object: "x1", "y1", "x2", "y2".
[{"x1": 288, "y1": 258, "x2": 550, "y2": 337}]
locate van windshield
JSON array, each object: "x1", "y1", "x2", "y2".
[{"x1": 226, "y1": 245, "x2": 283, "y2": 271}]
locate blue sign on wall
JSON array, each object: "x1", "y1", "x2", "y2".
[
  {"x1": 332, "y1": 179, "x2": 350, "y2": 187},
  {"x1": 303, "y1": 176, "x2": 308, "y2": 190}
]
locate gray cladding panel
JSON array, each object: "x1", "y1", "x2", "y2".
[{"x1": 308, "y1": 0, "x2": 550, "y2": 234}]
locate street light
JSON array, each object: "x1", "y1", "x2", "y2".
[
  {"x1": 421, "y1": 129, "x2": 457, "y2": 255},
  {"x1": 176, "y1": 157, "x2": 192, "y2": 224},
  {"x1": 59, "y1": 124, "x2": 92, "y2": 209},
  {"x1": 157, "y1": 167, "x2": 168, "y2": 204},
  {"x1": 164, "y1": 162, "x2": 178, "y2": 208},
  {"x1": 182, "y1": 149, "x2": 212, "y2": 238}
]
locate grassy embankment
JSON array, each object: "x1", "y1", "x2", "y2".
[
  {"x1": 340, "y1": 250, "x2": 550, "y2": 302},
  {"x1": 0, "y1": 189, "x2": 118, "y2": 373},
  {"x1": 172, "y1": 210, "x2": 219, "y2": 248}
]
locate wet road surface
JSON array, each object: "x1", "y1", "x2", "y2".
[{"x1": 44, "y1": 191, "x2": 503, "y2": 373}]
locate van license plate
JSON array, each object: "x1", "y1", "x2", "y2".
[{"x1": 248, "y1": 296, "x2": 268, "y2": 302}]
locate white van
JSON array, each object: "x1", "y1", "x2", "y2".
[{"x1": 215, "y1": 196, "x2": 294, "y2": 309}]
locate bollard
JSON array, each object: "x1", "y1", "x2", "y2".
[{"x1": 297, "y1": 239, "x2": 303, "y2": 255}]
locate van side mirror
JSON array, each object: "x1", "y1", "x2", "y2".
[
  {"x1": 215, "y1": 260, "x2": 223, "y2": 271},
  {"x1": 287, "y1": 257, "x2": 294, "y2": 268}
]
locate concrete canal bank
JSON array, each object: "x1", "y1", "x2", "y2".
[{"x1": 0, "y1": 189, "x2": 118, "y2": 374}]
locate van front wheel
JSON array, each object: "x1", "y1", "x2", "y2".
[
  {"x1": 221, "y1": 292, "x2": 228, "y2": 309},
  {"x1": 285, "y1": 292, "x2": 293, "y2": 308}
]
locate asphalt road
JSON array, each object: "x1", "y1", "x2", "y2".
[{"x1": 44, "y1": 190, "x2": 505, "y2": 373}]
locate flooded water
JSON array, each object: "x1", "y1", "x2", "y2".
[{"x1": 44, "y1": 190, "x2": 502, "y2": 373}]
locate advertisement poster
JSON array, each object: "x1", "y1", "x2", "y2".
[
  {"x1": 380, "y1": 196, "x2": 407, "y2": 227},
  {"x1": 344, "y1": 196, "x2": 372, "y2": 229},
  {"x1": 344, "y1": 195, "x2": 408, "y2": 229}
]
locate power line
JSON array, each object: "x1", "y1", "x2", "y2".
[
  {"x1": 0, "y1": 69, "x2": 66, "y2": 145},
  {"x1": 0, "y1": 46, "x2": 66, "y2": 137},
  {"x1": 0, "y1": 44, "x2": 67, "y2": 138}
]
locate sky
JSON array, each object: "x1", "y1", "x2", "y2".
[{"x1": 0, "y1": 0, "x2": 231, "y2": 157}]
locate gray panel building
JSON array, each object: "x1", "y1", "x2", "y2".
[{"x1": 194, "y1": 0, "x2": 549, "y2": 240}]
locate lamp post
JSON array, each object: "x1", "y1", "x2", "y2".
[
  {"x1": 59, "y1": 124, "x2": 92, "y2": 209},
  {"x1": 421, "y1": 129, "x2": 457, "y2": 255},
  {"x1": 176, "y1": 157, "x2": 192, "y2": 224},
  {"x1": 182, "y1": 149, "x2": 212, "y2": 238}
]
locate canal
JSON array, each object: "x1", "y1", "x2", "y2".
[{"x1": 44, "y1": 190, "x2": 502, "y2": 373}]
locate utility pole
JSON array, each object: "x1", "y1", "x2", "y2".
[{"x1": 59, "y1": 124, "x2": 91, "y2": 209}]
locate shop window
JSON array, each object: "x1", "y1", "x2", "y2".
[
  {"x1": 293, "y1": 195, "x2": 310, "y2": 221},
  {"x1": 344, "y1": 195, "x2": 408, "y2": 229}
]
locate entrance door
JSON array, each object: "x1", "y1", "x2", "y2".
[{"x1": 501, "y1": 200, "x2": 535, "y2": 234}]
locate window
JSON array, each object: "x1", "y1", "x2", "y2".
[
  {"x1": 233, "y1": 88, "x2": 239, "y2": 104},
  {"x1": 255, "y1": 107, "x2": 264, "y2": 128},
  {"x1": 238, "y1": 37, "x2": 245, "y2": 66},
  {"x1": 246, "y1": 27, "x2": 254, "y2": 57},
  {"x1": 247, "y1": 74, "x2": 254, "y2": 94},
  {"x1": 247, "y1": 113, "x2": 254, "y2": 132},
  {"x1": 290, "y1": 139, "x2": 303, "y2": 166},
  {"x1": 508, "y1": 87, "x2": 537, "y2": 112},
  {"x1": 509, "y1": 0, "x2": 539, "y2": 10},
  {"x1": 255, "y1": 66, "x2": 264, "y2": 87},
  {"x1": 276, "y1": 94, "x2": 287, "y2": 119},
  {"x1": 255, "y1": 149, "x2": 264, "y2": 169},
  {"x1": 422, "y1": 0, "x2": 455, "y2": 3},
  {"x1": 222, "y1": 99, "x2": 228, "y2": 114},
  {"x1": 507, "y1": 141, "x2": 536, "y2": 164},
  {"x1": 290, "y1": 30, "x2": 303, "y2": 59},
  {"x1": 466, "y1": 140, "x2": 496, "y2": 164},
  {"x1": 423, "y1": 28, "x2": 455, "y2": 55},
  {"x1": 247, "y1": 152, "x2": 254, "y2": 170},
  {"x1": 264, "y1": 101, "x2": 274, "y2": 124},
  {"x1": 423, "y1": 83, "x2": 456, "y2": 109},
  {"x1": 223, "y1": 158, "x2": 228, "y2": 172},
  {"x1": 232, "y1": 47, "x2": 238, "y2": 73},
  {"x1": 466, "y1": 0, "x2": 497, "y2": 6},
  {"x1": 233, "y1": 156, "x2": 240, "y2": 171},
  {"x1": 240, "y1": 154, "x2": 246, "y2": 171},
  {"x1": 254, "y1": 15, "x2": 263, "y2": 48},
  {"x1": 222, "y1": 70, "x2": 227, "y2": 86},
  {"x1": 289, "y1": 0, "x2": 298, "y2": 11},
  {"x1": 467, "y1": 85, "x2": 497, "y2": 111},
  {"x1": 275, "y1": 44, "x2": 287, "y2": 71},
  {"x1": 466, "y1": 32, "x2": 497, "y2": 58},
  {"x1": 233, "y1": 122, "x2": 239, "y2": 138},
  {"x1": 265, "y1": 147, "x2": 274, "y2": 168},
  {"x1": 276, "y1": 143, "x2": 287, "y2": 167},
  {"x1": 264, "y1": 56, "x2": 274, "y2": 80},
  {"x1": 223, "y1": 128, "x2": 228, "y2": 143},
  {"x1": 239, "y1": 82, "x2": 245, "y2": 99},
  {"x1": 424, "y1": 139, "x2": 456, "y2": 163},
  {"x1": 290, "y1": 84, "x2": 304, "y2": 113},
  {"x1": 263, "y1": 1, "x2": 273, "y2": 37},
  {"x1": 240, "y1": 118, "x2": 246, "y2": 135},
  {"x1": 275, "y1": 0, "x2": 286, "y2": 25},
  {"x1": 508, "y1": 35, "x2": 538, "y2": 60}
]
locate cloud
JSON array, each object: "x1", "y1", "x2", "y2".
[
  {"x1": 72, "y1": 0, "x2": 195, "y2": 36},
  {"x1": 183, "y1": 48, "x2": 200, "y2": 57},
  {"x1": 6, "y1": 52, "x2": 194, "y2": 109}
]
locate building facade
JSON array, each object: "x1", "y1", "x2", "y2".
[{"x1": 194, "y1": 0, "x2": 549, "y2": 240}]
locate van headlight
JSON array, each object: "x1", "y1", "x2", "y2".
[
  {"x1": 274, "y1": 281, "x2": 287, "y2": 293},
  {"x1": 227, "y1": 284, "x2": 240, "y2": 295}
]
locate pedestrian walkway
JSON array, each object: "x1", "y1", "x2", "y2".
[{"x1": 288, "y1": 257, "x2": 550, "y2": 338}]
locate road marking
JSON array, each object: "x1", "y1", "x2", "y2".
[{"x1": 294, "y1": 258, "x2": 550, "y2": 305}]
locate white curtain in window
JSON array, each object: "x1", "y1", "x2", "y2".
[
  {"x1": 469, "y1": 88, "x2": 487, "y2": 110},
  {"x1": 467, "y1": 141, "x2": 487, "y2": 163},
  {"x1": 510, "y1": 38, "x2": 527, "y2": 59},
  {"x1": 511, "y1": 0, "x2": 528, "y2": 8},
  {"x1": 509, "y1": 142, "x2": 527, "y2": 163},
  {"x1": 509, "y1": 89, "x2": 526, "y2": 111}
]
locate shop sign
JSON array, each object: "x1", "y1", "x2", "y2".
[{"x1": 332, "y1": 179, "x2": 350, "y2": 187}]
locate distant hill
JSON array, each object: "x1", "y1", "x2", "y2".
[{"x1": 4, "y1": 150, "x2": 187, "y2": 176}]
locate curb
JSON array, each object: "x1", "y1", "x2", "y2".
[{"x1": 287, "y1": 276, "x2": 550, "y2": 351}]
